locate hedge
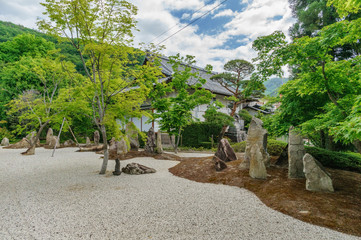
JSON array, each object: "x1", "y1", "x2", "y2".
[
  {"x1": 181, "y1": 122, "x2": 222, "y2": 148},
  {"x1": 231, "y1": 139, "x2": 287, "y2": 156}
]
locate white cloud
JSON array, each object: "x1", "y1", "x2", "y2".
[{"x1": 213, "y1": 9, "x2": 237, "y2": 18}]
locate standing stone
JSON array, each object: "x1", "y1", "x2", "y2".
[
  {"x1": 249, "y1": 145, "x2": 267, "y2": 179},
  {"x1": 144, "y1": 127, "x2": 156, "y2": 153},
  {"x1": 116, "y1": 138, "x2": 128, "y2": 157},
  {"x1": 125, "y1": 122, "x2": 139, "y2": 151},
  {"x1": 86, "y1": 137, "x2": 91, "y2": 146},
  {"x1": 213, "y1": 156, "x2": 227, "y2": 171},
  {"x1": 109, "y1": 137, "x2": 116, "y2": 151},
  {"x1": 49, "y1": 136, "x2": 60, "y2": 148},
  {"x1": 215, "y1": 138, "x2": 237, "y2": 162},
  {"x1": 155, "y1": 131, "x2": 164, "y2": 154},
  {"x1": 288, "y1": 126, "x2": 305, "y2": 178},
  {"x1": 239, "y1": 117, "x2": 269, "y2": 169},
  {"x1": 303, "y1": 153, "x2": 334, "y2": 192},
  {"x1": 94, "y1": 130, "x2": 100, "y2": 145},
  {"x1": 1, "y1": 137, "x2": 9, "y2": 146},
  {"x1": 46, "y1": 128, "x2": 53, "y2": 145}
]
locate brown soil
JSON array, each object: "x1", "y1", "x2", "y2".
[{"x1": 169, "y1": 154, "x2": 361, "y2": 237}]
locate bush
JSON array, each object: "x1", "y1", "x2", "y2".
[
  {"x1": 182, "y1": 122, "x2": 222, "y2": 148},
  {"x1": 232, "y1": 141, "x2": 246, "y2": 152},
  {"x1": 231, "y1": 139, "x2": 287, "y2": 155},
  {"x1": 305, "y1": 146, "x2": 361, "y2": 173},
  {"x1": 267, "y1": 139, "x2": 287, "y2": 156}
]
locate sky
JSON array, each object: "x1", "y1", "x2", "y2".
[{"x1": 0, "y1": 0, "x2": 295, "y2": 73}]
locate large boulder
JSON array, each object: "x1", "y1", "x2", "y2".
[
  {"x1": 249, "y1": 145, "x2": 267, "y2": 179},
  {"x1": 144, "y1": 127, "x2": 156, "y2": 153},
  {"x1": 215, "y1": 138, "x2": 237, "y2": 162},
  {"x1": 122, "y1": 163, "x2": 156, "y2": 175},
  {"x1": 155, "y1": 131, "x2": 164, "y2": 154},
  {"x1": 1, "y1": 137, "x2": 9, "y2": 147},
  {"x1": 288, "y1": 126, "x2": 305, "y2": 178},
  {"x1": 125, "y1": 122, "x2": 139, "y2": 151},
  {"x1": 109, "y1": 137, "x2": 116, "y2": 151},
  {"x1": 94, "y1": 130, "x2": 100, "y2": 145},
  {"x1": 48, "y1": 136, "x2": 60, "y2": 148},
  {"x1": 239, "y1": 117, "x2": 269, "y2": 169},
  {"x1": 303, "y1": 153, "x2": 334, "y2": 192},
  {"x1": 46, "y1": 128, "x2": 53, "y2": 145},
  {"x1": 116, "y1": 138, "x2": 128, "y2": 157}
]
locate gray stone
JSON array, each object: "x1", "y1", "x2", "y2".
[
  {"x1": 49, "y1": 136, "x2": 60, "y2": 148},
  {"x1": 125, "y1": 122, "x2": 139, "y2": 151},
  {"x1": 122, "y1": 163, "x2": 156, "y2": 175},
  {"x1": 288, "y1": 126, "x2": 305, "y2": 178},
  {"x1": 213, "y1": 156, "x2": 227, "y2": 171},
  {"x1": 144, "y1": 127, "x2": 156, "y2": 153},
  {"x1": 1, "y1": 137, "x2": 9, "y2": 146},
  {"x1": 249, "y1": 145, "x2": 267, "y2": 179},
  {"x1": 63, "y1": 139, "x2": 75, "y2": 147},
  {"x1": 156, "y1": 131, "x2": 164, "y2": 154},
  {"x1": 239, "y1": 117, "x2": 269, "y2": 169},
  {"x1": 215, "y1": 138, "x2": 237, "y2": 162},
  {"x1": 303, "y1": 153, "x2": 334, "y2": 192},
  {"x1": 86, "y1": 137, "x2": 91, "y2": 146},
  {"x1": 46, "y1": 128, "x2": 53, "y2": 145},
  {"x1": 26, "y1": 131, "x2": 40, "y2": 147},
  {"x1": 94, "y1": 130, "x2": 100, "y2": 145},
  {"x1": 109, "y1": 137, "x2": 116, "y2": 151},
  {"x1": 116, "y1": 138, "x2": 128, "y2": 157}
]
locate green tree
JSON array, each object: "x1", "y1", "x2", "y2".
[
  {"x1": 210, "y1": 59, "x2": 262, "y2": 139},
  {"x1": 7, "y1": 56, "x2": 79, "y2": 154},
  {"x1": 252, "y1": 14, "x2": 361, "y2": 153},
  {"x1": 38, "y1": 0, "x2": 162, "y2": 174},
  {"x1": 150, "y1": 54, "x2": 214, "y2": 153}
]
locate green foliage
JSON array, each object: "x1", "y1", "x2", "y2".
[
  {"x1": 150, "y1": 54, "x2": 214, "y2": 151},
  {"x1": 182, "y1": 122, "x2": 222, "y2": 148},
  {"x1": 232, "y1": 141, "x2": 247, "y2": 152},
  {"x1": 0, "y1": 121, "x2": 15, "y2": 142},
  {"x1": 327, "y1": 0, "x2": 361, "y2": 17},
  {"x1": 203, "y1": 106, "x2": 234, "y2": 128},
  {"x1": 231, "y1": 139, "x2": 287, "y2": 156},
  {"x1": 267, "y1": 139, "x2": 288, "y2": 156},
  {"x1": 238, "y1": 109, "x2": 252, "y2": 128},
  {"x1": 305, "y1": 146, "x2": 361, "y2": 173}
]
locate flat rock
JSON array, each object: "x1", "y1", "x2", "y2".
[{"x1": 122, "y1": 163, "x2": 156, "y2": 175}]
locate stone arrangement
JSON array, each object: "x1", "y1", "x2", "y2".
[
  {"x1": 1, "y1": 137, "x2": 9, "y2": 147},
  {"x1": 303, "y1": 153, "x2": 334, "y2": 192},
  {"x1": 288, "y1": 126, "x2": 305, "y2": 178},
  {"x1": 94, "y1": 130, "x2": 100, "y2": 145},
  {"x1": 122, "y1": 163, "x2": 156, "y2": 175},
  {"x1": 125, "y1": 122, "x2": 139, "y2": 151},
  {"x1": 144, "y1": 127, "x2": 156, "y2": 153},
  {"x1": 155, "y1": 131, "x2": 164, "y2": 154},
  {"x1": 46, "y1": 128, "x2": 53, "y2": 145},
  {"x1": 239, "y1": 117, "x2": 269, "y2": 177}
]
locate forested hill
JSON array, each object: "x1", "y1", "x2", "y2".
[
  {"x1": 264, "y1": 78, "x2": 289, "y2": 96},
  {"x1": 0, "y1": 20, "x2": 54, "y2": 42}
]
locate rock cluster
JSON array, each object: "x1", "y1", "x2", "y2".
[
  {"x1": 288, "y1": 126, "x2": 305, "y2": 178},
  {"x1": 122, "y1": 163, "x2": 156, "y2": 175},
  {"x1": 303, "y1": 153, "x2": 334, "y2": 192},
  {"x1": 144, "y1": 127, "x2": 156, "y2": 153}
]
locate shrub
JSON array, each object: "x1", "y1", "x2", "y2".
[
  {"x1": 232, "y1": 141, "x2": 246, "y2": 152},
  {"x1": 305, "y1": 146, "x2": 361, "y2": 173},
  {"x1": 231, "y1": 139, "x2": 287, "y2": 155},
  {"x1": 182, "y1": 122, "x2": 222, "y2": 148},
  {"x1": 238, "y1": 109, "x2": 252, "y2": 128},
  {"x1": 267, "y1": 139, "x2": 287, "y2": 156}
]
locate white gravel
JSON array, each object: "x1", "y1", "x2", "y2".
[{"x1": 0, "y1": 147, "x2": 359, "y2": 240}]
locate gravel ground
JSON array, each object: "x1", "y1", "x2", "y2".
[{"x1": 0, "y1": 147, "x2": 359, "y2": 240}]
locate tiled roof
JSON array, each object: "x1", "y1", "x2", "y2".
[{"x1": 158, "y1": 56, "x2": 234, "y2": 96}]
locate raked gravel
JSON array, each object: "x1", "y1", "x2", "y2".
[{"x1": 0, "y1": 147, "x2": 359, "y2": 240}]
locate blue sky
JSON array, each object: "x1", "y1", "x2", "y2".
[{"x1": 0, "y1": 0, "x2": 295, "y2": 73}]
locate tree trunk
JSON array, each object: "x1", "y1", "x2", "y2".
[
  {"x1": 174, "y1": 128, "x2": 182, "y2": 154},
  {"x1": 99, "y1": 125, "x2": 109, "y2": 175},
  {"x1": 22, "y1": 120, "x2": 50, "y2": 155},
  {"x1": 353, "y1": 140, "x2": 361, "y2": 154}
]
